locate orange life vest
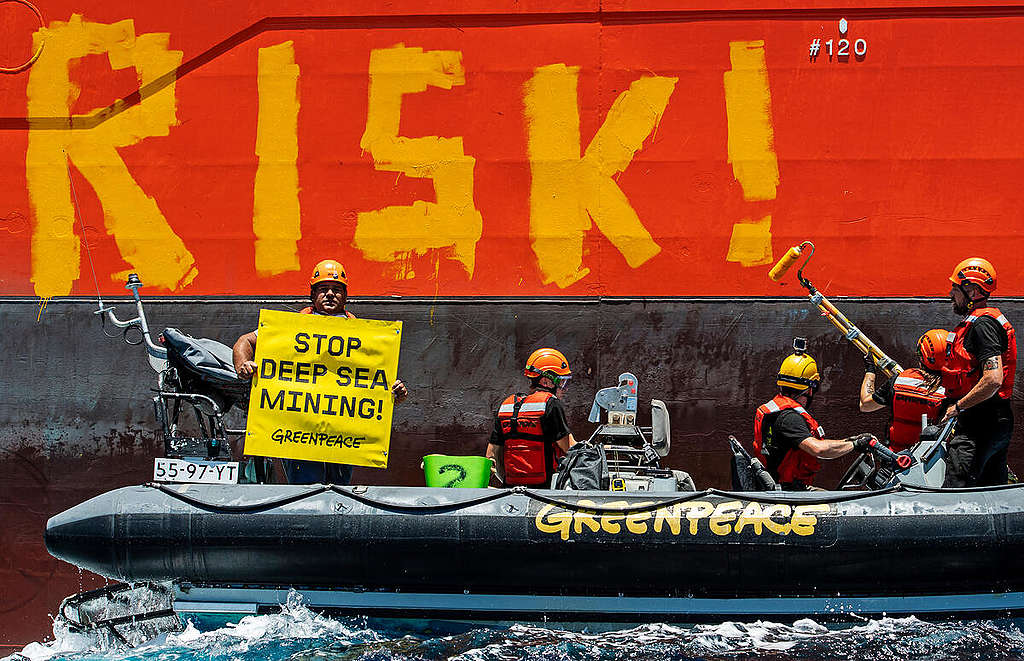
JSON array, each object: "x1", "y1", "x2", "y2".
[
  {"x1": 497, "y1": 390, "x2": 563, "y2": 486},
  {"x1": 942, "y1": 307, "x2": 1016, "y2": 400},
  {"x1": 888, "y1": 368, "x2": 945, "y2": 452},
  {"x1": 753, "y1": 395, "x2": 824, "y2": 487}
]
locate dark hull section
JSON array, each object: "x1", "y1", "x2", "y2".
[
  {"x1": 45, "y1": 484, "x2": 1024, "y2": 600},
  {"x1": 7, "y1": 296, "x2": 1024, "y2": 642}
]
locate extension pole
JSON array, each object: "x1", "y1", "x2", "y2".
[{"x1": 768, "y1": 241, "x2": 903, "y2": 379}]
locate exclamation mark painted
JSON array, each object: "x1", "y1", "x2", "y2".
[
  {"x1": 723, "y1": 40, "x2": 779, "y2": 267},
  {"x1": 253, "y1": 41, "x2": 302, "y2": 276}
]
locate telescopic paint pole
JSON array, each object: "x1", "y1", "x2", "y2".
[{"x1": 768, "y1": 240, "x2": 903, "y2": 379}]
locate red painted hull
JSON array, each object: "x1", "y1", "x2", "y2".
[{"x1": 4, "y1": 1, "x2": 1024, "y2": 646}]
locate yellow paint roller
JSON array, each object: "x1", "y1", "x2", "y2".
[
  {"x1": 768, "y1": 241, "x2": 813, "y2": 282},
  {"x1": 767, "y1": 239, "x2": 903, "y2": 378}
]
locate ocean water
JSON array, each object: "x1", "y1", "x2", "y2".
[{"x1": 7, "y1": 593, "x2": 1024, "y2": 661}]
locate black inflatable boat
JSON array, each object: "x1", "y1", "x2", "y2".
[
  {"x1": 50, "y1": 276, "x2": 1023, "y2": 633},
  {"x1": 45, "y1": 480, "x2": 1024, "y2": 626}
]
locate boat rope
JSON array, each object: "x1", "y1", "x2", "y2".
[
  {"x1": 897, "y1": 481, "x2": 1024, "y2": 494},
  {"x1": 328, "y1": 484, "x2": 511, "y2": 513},
  {"x1": 65, "y1": 151, "x2": 105, "y2": 312},
  {"x1": 147, "y1": 483, "x2": 332, "y2": 512},
  {"x1": 138, "y1": 481, "x2": 1024, "y2": 518},
  {"x1": 147, "y1": 482, "x2": 511, "y2": 514}
]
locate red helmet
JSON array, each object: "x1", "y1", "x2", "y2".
[
  {"x1": 917, "y1": 329, "x2": 948, "y2": 372},
  {"x1": 949, "y1": 257, "x2": 996, "y2": 294},
  {"x1": 310, "y1": 260, "x2": 347, "y2": 288},
  {"x1": 524, "y1": 348, "x2": 571, "y2": 384}
]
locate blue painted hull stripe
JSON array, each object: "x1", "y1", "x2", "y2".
[{"x1": 173, "y1": 587, "x2": 1024, "y2": 616}]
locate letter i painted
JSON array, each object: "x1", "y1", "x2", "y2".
[{"x1": 723, "y1": 40, "x2": 779, "y2": 268}]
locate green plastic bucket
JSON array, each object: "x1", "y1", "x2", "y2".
[{"x1": 423, "y1": 455, "x2": 493, "y2": 488}]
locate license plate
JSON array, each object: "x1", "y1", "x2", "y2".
[{"x1": 153, "y1": 458, "x2": 239, "y2": 484}]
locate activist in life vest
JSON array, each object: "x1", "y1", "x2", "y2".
[
  {"x1": 939, "y1": 257, "x2": 1017, "y2": 488},
  {"x1": 753, "y1": 339, "x2": 878, "y2": 490},
  {"x1": 485, "y1": 348, "x2": 576, "y2": 487},
  {"x1": 232, "y1": 259, "x2": 408, "y2": 485},
  {"x1": 858, "y1": 329, "x2": 949, "y2": 453}
]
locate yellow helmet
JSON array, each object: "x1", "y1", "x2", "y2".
[{"x1": 777, "y1": 352, "x2": 820, "y2": 392}]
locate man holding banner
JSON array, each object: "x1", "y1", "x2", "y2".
[{"x1": 233, "y1": 259, "x2": 407, "y2": 485}]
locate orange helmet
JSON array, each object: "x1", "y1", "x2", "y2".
[
  {"x1": 310, "y1": 259, "x2": 348, "y2": 288},
  {"x1": 917, "y1": 329, "x2": 949, "y2": 372},
  {"x1": 949, "y1": 257, "x2": 996, "y2": 294},
  {"x1": 524, "y1": 348, "x2": 571, "y2": 384}
]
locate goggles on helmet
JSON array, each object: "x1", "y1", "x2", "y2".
[{"x1": 538, "y1": 371, "x2": 571, "y2": 389}]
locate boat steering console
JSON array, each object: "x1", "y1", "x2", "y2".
[
  {"x1": 580, "y1": 373, "x2": 693, "y2": 492},
  {"x1": 836, "y1": 417, "x2": 954, "y2": 490}
]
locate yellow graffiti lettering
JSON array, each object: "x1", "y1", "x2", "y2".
[
  {"x1": 355, "y1": 44, "x2": 482, "y2": 278},
  {"x1": 535, "y1": 503, "x2": 573, "y2": 541},
  {"x1": 652, "y1": 502, "x2": 683, "y2": 534},
  {"x1": 791, "y1": 503, "x2": 830, "y2": 536},
  {"x1": 723, "y1": 40, "x2": 778, "y2": 268},
  {"x1": 726, "y1": 215, "x2": 773, "y2": 268},
  {"x1": 573, "y1": 500, "x2": 601, "y2": 534},
  {"x1": 681, "y1": 501, "x2": 715, "y2": 534},
  {"x1": 26, "y1": 15, "x2": 194, "y2": 297},
  {"x1": 534, "y1": 499, "x2": 825, "y2": 540},
  {"x1": 523, "y1": 64, "x2": 676, "y2": 288},
  {"x1": 253, "y1": 41, "x2": 301, "y2": 277},
  {"x1": 708, "y1": 500, "x2": 743, "y2": 536},
  {"x1": 733, "y1": 500, "x2": 765, "y2": 534},
  {"x1": 653, "y1": 501, "x2": 715, "y2": 535},
  {"x1": 600, "y1": 501, "x2": 630, "y2": 534},
  {"x1": 624, "y1": 502, "x2": 655, "y2": 534},
  {"x1": 723, "y1": 40, "x2": 778, "y2": 201},
  {"x1": 761, "y1": 503, "x2": 792, "y2": 535}
]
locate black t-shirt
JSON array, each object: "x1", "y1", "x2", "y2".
[
  {"x1": 959, "y1": 315, "x2": 1012, "y2": 428},
  {"x1": 964, "y1": 315, "x2": 1008, "y2": 362},
  {"x1": 488, "y1": 394, "x2": 571, "y2": 447},
  {"x1": 761, "y1": 409, "x2": 812, "y2": 477},
  {"x1": 872, "y1": 375, "x2": 897, "y2": 408}
]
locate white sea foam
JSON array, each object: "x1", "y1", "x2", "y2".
[
  {"x1": 8, "y1": 593, "x2": 1024, "y2": 661},
  {"x1": 3, "y1": 590, "x2": 380, "y2": 661},
  {"x1": 4, "y1": 619, "x2": 98, "y2": 661},
  {"x1": 446, "y1": 616, "x2": 1006, "y2": 660}
]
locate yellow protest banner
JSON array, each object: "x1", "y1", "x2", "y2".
[{"x1": 243, "y1": 309, "x2": 402, "y2": 468}]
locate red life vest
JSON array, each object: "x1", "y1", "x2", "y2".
[
  {"x1": 942, "y1": 307, "x2": 1016, "y2": 400},
  {"x1": 888, "y1": 368, "x2": 945, "y2": 452},
  {"x1": 300, "y1": 306, "x2": 356, "y2": 319},
  {"x1": 753, "y1": 395, "x2": 824, "y2": 487},
  {"x1": 497, "y1": 390, "x2": 563, "y2": 486}
]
